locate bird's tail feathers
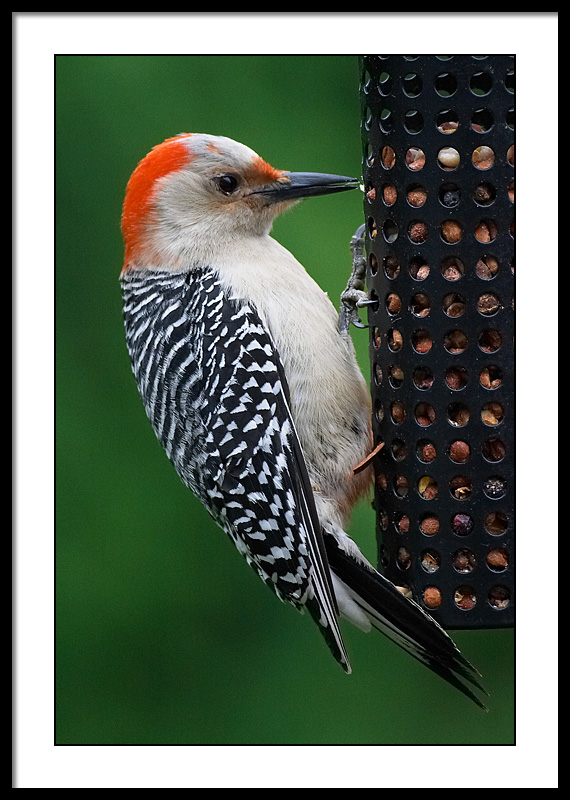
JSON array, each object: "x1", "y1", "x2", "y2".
[
  {"x1": 304, "y1": 585, "x2": 352, "y2": 674},
  {"x1": 325, "y1": 535, "x2": 489, "y2": 710}
]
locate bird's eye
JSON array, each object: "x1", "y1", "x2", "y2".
[{"x1": 215, "y1": 174, "x2": 239, "y2": 195}]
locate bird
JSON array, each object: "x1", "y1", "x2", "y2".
[{"x1": 120, "y1": 132, "x2": 488, "y2": 709}]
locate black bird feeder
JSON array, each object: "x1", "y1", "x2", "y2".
[{"x1": 360, "y1": 55, "x2": 514, "y2": 629}]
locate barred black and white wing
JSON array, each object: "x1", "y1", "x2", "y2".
[{"x1": 121, "y1": 267, "x2": 351, "y2": 672}]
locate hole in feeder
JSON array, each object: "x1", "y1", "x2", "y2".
[
  {"x1": 417, "y1": 439, "x2": 436, "y2": 463},
  {"x1": 418, "y1": 475, "x2": 438, "y2": 500},
  {"x1": 452, "y1": 513, "x2": 474, "y2": 536},
  {"x1": 438, "y1": 147, "x2": 460, "y2": 170},
  {"x1": 412, "y1": 329, "x2": 432, "y2": 354},
  {"x1": 473, "y1": 182, "x2": 496, "y2": 205},
  {"x1": 395, "y1": 512, "x2": 410, "y2": 533},
  {"x1": 441, "y1": 219, "x2": 463, "y2": 243},
  {"x1": 449, "y1": 440, "x2": 470, "y2": 463},
  {"x1": 386, "y1": 292, "x2": 402, "y2": 315},
  {"x1": 488, "y1": 586, "x2": 510, "y2": 610},
  {"x1": 391, "y1": 438, "x2": 407, "y2": 461},
  {"x1": 477, "y1": 292, "x2": 501, "y2": 316},
  {"x1": 405, "y1": 147, "x2": 425, "y2": 171},
  {"x1": 472, "y1": 145, "x2": 495, "y2": 170},
  {"x1": 423, "y1": 586, "x2": 442, "y2": 609},
  {"x1": 483, "y1": 476, "x2": 506, "y2": 499},
  {"x1": 394, "y1": 474, "x2": 409, "y2": 498},
  {"x1": 410, "y1": 292, "x2": 431, "y2": 317},
  {"x1": 439, "y1": 182, "x2": 461, "y2": 208},
  {"x1": 476, "y1": 254, "x2": 499, "y2": 280},
  {"x1": 390, "y1": 401, "x2": 406, "y2": 424},
  {"x1": 396, "y1": 546, "x2": 412, "y2": 570},
  {"x1": 441, "y1": 256, "x2": 464, "y2": 281},
  {"x1": 382, "y1": 184, "x2": 397, "y2": 206},
  {"x1": 471, "y1": 108, "x2": 494, "y2": 132},
  {"x1": 413, "y1": 366, "x2": 434, "y2": 391},
  {"x1": 387, "y1": 328, "x2": 404, "y2": 352},
  {"x1": 383, "y1": 254, "x2": 400, "y2": 279},
  {"x1": 454, "y1": 586, "x2": 477, "y2": 611},
  {"x1": 444, "y1": 329, "x2": 468, "y2": 354},
  {"x1": 381, "y1": 145, "x2": 396, "y2": 169},
  {"x1": 436, "y1": 109, "x2": 458, "y2": 133},
  {"x1": 407, "y1": 183, "x2": 427, "y2": 207},
  {"x1": 453, "y1": 549, "x2": 476, "y2": 573},
  {"x1": 475, "y1": 218, "x2": 498, "y2": 242},
  {"x1": 447, "y1": 402, "x2": 470, "y2": 427},
  {"x1": 409, "y1": 257, "x2": 429, "y2": 280},
  {"x1": 442, "y1": 293, "x2": 466, "y2": 318},
  {"x1": 484, "y1": 511, "x2": 508, "y2": 536},
  {"x1": 420, "y1": 514, "x2": 439, "y2": 536},
  {"x1": 479, "y1": 365, "x2": 502, "y2": 389},
  {"x1": 415, "y1": 402, "x2": 436, "y2": 427},
  {"x1": 445, "y1": 366, "x2": 468, "y2": 390},
  {"x1": 409, "y1": 220, "x2": 428, "y2": 243},
  {"x1": 434, "y1": 72, "x2": 457, "y2": 96},
  {"x1": 478, "y1": 329, "x2": 502, "y2": 353},
  {"x1": 383, "y1": 219, "x2": 399, "y2": 243},
  {"x1": 388, "y1": 365, "x2": 404, "y2": 389},
  {"x1": 404, "y1": 109, "x2": 424, "y2": 134},
  {"x1": 421, "y1": 550, "x2": 440, "y2": 573},
  {"x1": 482, "y1": 438, "x2": 506, "y2": 463},
  {"x1": 481, "y1": 401, "x2": 504, "y2": 426},
  {"x1": 450, "y1": 475, "x2": 472, "y2": 500},
  {"x1": 487, "y1": 548, "x2": 509, "y2": 572},
  {"x1": 403, "y1": 72, "x2": 422, "y2": 97},
  {"x1": 470, "y1": 71, "x2": 493, "y2": 95}
]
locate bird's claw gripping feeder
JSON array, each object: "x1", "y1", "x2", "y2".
[{"x1": 359, "y1": 55, "x2": 514, "y2": 629}]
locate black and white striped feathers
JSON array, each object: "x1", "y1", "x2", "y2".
[{"x1": 121, "y1": 266, "x2": 487, "y2": 709}]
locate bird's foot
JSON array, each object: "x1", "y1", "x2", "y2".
[{"x1": 339, "y1": 223, "x2": 374, "y2": 334}]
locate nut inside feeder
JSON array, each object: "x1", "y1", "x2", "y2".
[{"x1": 360, "y1": 55, "x2": 514, "y2": 629}]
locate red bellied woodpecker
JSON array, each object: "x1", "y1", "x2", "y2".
[{"x1": 120, "y1": 133, "x2": 487, "y2": 708}]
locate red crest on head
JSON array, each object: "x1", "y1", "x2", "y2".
[{"x1": 121, "y1": 134, "x2": 193, "y2": 272}]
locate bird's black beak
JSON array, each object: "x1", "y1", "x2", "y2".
[{"x1": 253, "y1": 171, "x2": 360, "y2": 202}]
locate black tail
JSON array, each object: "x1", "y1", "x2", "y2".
[{"x1": 325, "y1": 536, "x2": 489, "y2": 710}]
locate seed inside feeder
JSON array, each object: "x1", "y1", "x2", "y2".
[
  {"x1": 406, "y1": 147, "x2": 425, "y2": 170},
  {"x1": 488, "y1": 586, "x2": 510, "y2": 609},
  {"x1": 453, "y1": 549, "x2": 476, "y2": 573},
  {"x1": 417, "y1": 439, "x2": 436, "y2": 462},
  {"x1": 409, "y1": 221, "x2": 428, "y2": 243},
  {"x1": 441, "y1": 220, "x2": 462, "y2": 243},
  {"x1": 472, "y1": 145, "x2": 494, "y2": 169},
  {"x1": 421, "y1": 550, "x2": 440, "y2": 573},
  {"x1": 423, "y1": 586, "x2": 442, "y2": 608},
  {"x1": 382, "y1": 145, "x2": 396, "y2": 169},
  {"x1": 407, "y1": 185, "x2": 427, "y2": 207},
  {"x1": 413, "y1": 329, "x2": 432, "y2": 354},
  {"x1": 445, "y1": 366, "x2": 468, "y2": 390},
  {"x1": 476, "y1": 255, "x2": 499, "y2": 280},
  {"x1": 454, "y1": 586, "x2": 476, "y2": 610},
  {"x1": 449, "y1": 440, "x2": 470, "y2": 463},
  {"x1": 484, "y1": 511, "x2": 508, "y2": 536},
  {"x1": 438, "y1": 147, "x2": 460, "y2": 169},
  {"x1": 418, "y1": 475, "x2": 438, "y2": 499},
  {"x1": 420, "y1": 514, "x2": 440, "y2": 535}
]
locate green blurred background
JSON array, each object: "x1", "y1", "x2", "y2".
[{"x1": 56, "y1": 55, "x2": 513, "y2": 745}]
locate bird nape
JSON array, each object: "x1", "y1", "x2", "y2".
[{"x1": 120, "y1": 132, "x2": 488, "y2": 710}]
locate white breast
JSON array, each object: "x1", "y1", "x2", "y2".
[{"x1": 213, "y1": 234, "x2": 372, "y2": 521}]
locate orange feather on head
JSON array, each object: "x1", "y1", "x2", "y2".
[{"x1": 121, "y1": 134, "x2": 194, "y2": 273}]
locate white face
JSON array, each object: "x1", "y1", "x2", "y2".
[
  {"x1": 155, "y1": 134, "x2": 295, "y2": 234},
  {"x1": 122, "y1": 133, "x2": 296, "y2": 270}
]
